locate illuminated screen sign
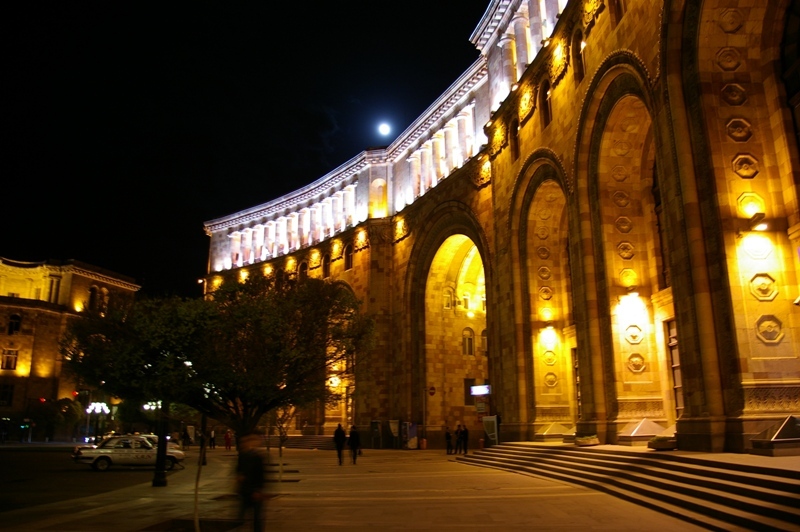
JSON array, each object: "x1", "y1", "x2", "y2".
[{"x1": 470, "y1": 385, "x2": 491, "y2": 396}]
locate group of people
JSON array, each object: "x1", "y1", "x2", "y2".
[
  {"x1": 180, "y1": 427, "x2": 234, "y2": 450},
  {"x1": 445, "y1": 424, "x2": 470, "y2": 455},
  {"x1": 333, "y1": 423, "x2": 361, "y2": 465}
]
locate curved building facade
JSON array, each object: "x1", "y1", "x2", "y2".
[{"x1": 204, "y1": 0, "x2": 800, "y2": 453}]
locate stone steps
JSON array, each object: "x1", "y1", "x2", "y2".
[{"x1": 457, "y1": 443, "x2": 800, "y2": 531}]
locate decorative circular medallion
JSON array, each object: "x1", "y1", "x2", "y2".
[
  {"x1": 627, "y1": 353, "x2": 646, "y2": 373},
  {"x1": 537, "y1": 246, "x2": 551, "y2": 260},
  {"x1": 543, "y1": 351, "x2": 557, "y2": 366},
  {"x1": 544, "y1": 372, "x2": 558, "y2": 387}
]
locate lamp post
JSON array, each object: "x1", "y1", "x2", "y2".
[{"x1": 85, "y1": 402, "x2": 109, "y2": 443}]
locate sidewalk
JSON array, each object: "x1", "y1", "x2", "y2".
[{"x1": 3, "y1": 444, "x2": 797, "y2": 531}]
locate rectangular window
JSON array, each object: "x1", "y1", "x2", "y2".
[
  {"x1": 0, "y1": 384, "x2": 13, "y2": 406},
  {"x1": 48, "y1": 277, "x2": 61, "y2": 304},
  {"x1": 1, "y1": 350, "x2": 18, "y2": 370},
  {"x1": 464, "y1": 378, "x2": 476, "y2": 406},
  {"x1": 8, "y1": 293, "x2": 20, "y2": 298}
]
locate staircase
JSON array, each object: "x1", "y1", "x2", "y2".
[
  {"x1": 265, "y1": 435, "x2": 335, "y2": 450},
  {"x1": 457, "y1": 443, "x2": 800, "y2": 531}
]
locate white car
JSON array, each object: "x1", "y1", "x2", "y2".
[
  {"x1": 139, "y1": 433, "x2": 182, "y2": 451},
  {"x1": 72, "y1": 435, "x2": 186, "y2": 471}
]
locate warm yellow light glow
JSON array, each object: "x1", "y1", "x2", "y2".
[
  {"x1": 356, "y1": 230, "x2": 368, "y2": 248},
  {"x1": 581, "y1": 40, "x2": 587, "y2": 50},
  {"x1": 239, "y1": 269, "x2": 249, "y2": 283},
  {"x1": 542, "y1": 38, "x2": 551, "y2": 47},
  {"x1": 540, "y1": 326, "x2": 557, "y2": 350},
  {"x1": 541, "y1": 307, "x2": 554, "y2": 322},
  {"x1": 212, "y1": 276, "x2": 223, "y2": 289},
  {"x1": 741, "y1": 233, "x2": 772, "y2": 258},
  {"x1": 617, "y1": 292, "x2": 646, "y2": 326},
  {"x1": 511, "y1": 83, "x2": 519, "y2": 91},
  {"x1": 74, "y1": 302, "x2": 84, "y2": 312},
  {"x1": 286, "y1": 257, "x2": 296, "y2": 272},
  {"x1": 467, "y1": 310, "x2": 475, "y2": 318}
]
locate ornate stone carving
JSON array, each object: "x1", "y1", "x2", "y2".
[
  {"x1": 612, "y1": 191, "x2": 630, "y2": 207},
  {"x1": 474, "y1": 158, "x2": 492, "y2": 187},
  {"x1": 543, "y1": 350, "x2": 557, "y2": 365},
  {"x1": 615, "y1": 216, "x2": 633, "y2": 233},
  {"x1": 756, "y1": 315, "x2": 784, "y2": 344},
  {"x1": 726, "y1": 119, "x2": 752, "y2": 142},
  {"x1": 611, "y1": 166, "x2": 629, "y2": 182},
  {"x1": 743, "y1": 386, "x2": 800, "y2": 413},
  {"x1": 620, "y1": 268, "x2": 638, "y2": 289},
  {"x1": 617, "y1": 400, "x2": 664, "y2": 418},
  {"x1": 536, "y1": 226, "x2": 550, "y2": 240},
  {"x1": 394, "y1": 217, "x2": 411, "y2": 242},
  {"x1": 548, "y1": 40, "x2": 569, "y2": 85},
  {"x1": 721, "y1": 84, "x2": 747, "y2": 106},
  {"x1": 518, "y1": 86, "x2": 535, "y2": 124},
  {"x1": 488, "y1": 119, "x2": 507, "y2": 158},
  {"x1": 537, "y1": 246, "x2": 551, "y2": 260},
  {"x1": 716, "y1": 47, "x2": 741, "y2": 71},
  {"x1": 544, "y1": 372, "x2": 558, "y2": 387},
  {"x1": 612, "y1": 141, "x2": 632, "y2": 157},
  {"x1": 732, "y1": 154, "x2": 759, "y2": 179},
  {"x1": 627, "y1": 353, "x2": 646, "y2": 373},
  {"x1": 625, "y1": 325, "x2": 643, "y2": 344},
  {"x1": 538, "y1": 266, "x2": 552, "y2": 280},
  {"x1": 719, "y1": 9, "x2": 743, "y2": 33},
  {"x1": 750, "y1": 273, "x2": 778, "y2": 301},
  {"x1": 582, "y1": 0, "x2": 605, "y2": 34},
  {"x1": 617, "y1": 242, "x2": 635, "y2": 260},
  {"x1": 539, "y1": 286, "x2": 553, "y2": 300},
  {"x1": 538, "y1": 207, "x2": 553, "y2": 220}
]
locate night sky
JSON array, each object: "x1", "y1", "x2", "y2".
[{"x1": 3, "y1": 1, "x2": 488, "y2": 297}]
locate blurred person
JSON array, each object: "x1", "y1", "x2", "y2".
[
  {"x1": 236, "y1": 433, "x2": 266, "y2": 532},
  {"x1": 333, "y1": 423, "x2": 346, "y2": 465},
  {"x1": 348, "y1": 425, "x2": 361, "y2": 464}
]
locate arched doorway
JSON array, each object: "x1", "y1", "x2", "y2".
[{"x1": 423, "y1": 235, "x2": 489, "y2": 441}]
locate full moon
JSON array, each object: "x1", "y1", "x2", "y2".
[{"x1": 378, "y1": 123, "x2": 391, "y2": 136}]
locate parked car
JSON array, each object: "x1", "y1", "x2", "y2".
[{"x1": 72, "y1": 435, "x2": 186, "y2": 471}]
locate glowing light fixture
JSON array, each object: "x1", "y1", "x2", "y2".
[
  {"x1": 541, "y1": 326, "x2": 557, "y2": 350},
  {"x1": 749, "y1": 212, "x2": 767, "y2": 231},
  {"x1": 580, "y1": 40, "x2": 587, "y2": 51}
]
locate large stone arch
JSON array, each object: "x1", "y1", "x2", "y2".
[
  {"x1": 509, "y1": 153, "x2": 576, "y2": 438},
  {"x1": 673, "y1": 0, "x2": 800, "y2": 451},
  {"x1": 403, "y1": 201, "x2": 494, "y2": 446},
  {"x1": 573, "y1": 53, "x2": 682, "y2": 441}
]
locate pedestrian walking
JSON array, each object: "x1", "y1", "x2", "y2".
[
  {"x1": 182, "y1": 428, "x2": 191, "y2": 450},
  {"x1": 445, "y1": 426, "x2": 453, "y2": 455},
  {"x1": 333, "y1": 423, "x2": 347, "y2": 465},
  {"x1": 209, "y1": 428, "x2": 216, "y2": 449},
  {"x1": 235, "y1": 433, "x2": 266, "y2": 532},
  {"x1": 348, "y1": 425, "x2": 361, "y2": 464},
  {"x1": 454, "y1": 424, "x2": 463, "y2": 454},
  {"x1": 462, "y1": 425, "x2": 469, "y2": 455},
  {"x1": 224, "y1": 430, "x2": 232, "y2": 450},
  {"x1": 496, "y1": 413, "x2": 501, "y2": 444}
]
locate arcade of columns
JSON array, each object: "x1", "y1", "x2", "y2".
[{"x1": 205, "y1": 0, "x2": 800, "y2": 453}]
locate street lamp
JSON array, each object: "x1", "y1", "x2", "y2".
[{"x1": 86, "y1": 402, "x2": 109, "y2": 443}]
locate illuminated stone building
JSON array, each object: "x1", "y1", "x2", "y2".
[
  {"x1": 203, "y1": 0, "x2": 800, "y2": 453},
  {"x1": 0, "y1": 258, "x2": 139, "y2": 438}
]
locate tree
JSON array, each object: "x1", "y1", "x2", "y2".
[
  {"x1": 61, "y1": 271, "x2": 374, "y2": 439},
  {"x1": 188, "y1": 272, "x2": 374, "y2": 436}
]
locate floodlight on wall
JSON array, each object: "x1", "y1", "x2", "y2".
[
  {"x1": 749, "y1": 212, "x2": 767, "y2": 231},
  {"x1": 581, "y1": 40, "x2": 587, "y2": 51},
  {"x1": 542, "y1": 38, "x2": 551, "y2": 47}
]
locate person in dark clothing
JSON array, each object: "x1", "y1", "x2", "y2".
[
  {"x1": 333, "y1": 423, "x2": 347, "y2": 465},
  {"x1": 496, "y1": 413, "x2": 502, "y2": 444},
  {"x1": 348, "y1": 425, "x2": 361, "y2": 464},
  {"x1": 182, "y1": 429, "x2": 191, "y2": 450},
  {"x1": 461, "y1": 425, "x2": 469, "y2": 455},
  {"x1": 454, "y1": 425, "x2": 463, "y2": 454},
  {"x1": 236, "y1": 433, "x2": 266, "y2": 532},
  {"x1": 445, "y1": 426, "x2": 453, "y2": 455}
]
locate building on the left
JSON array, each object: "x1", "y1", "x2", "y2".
[{"x1": 0, "y1": 257, "x2": 139, "y2": 442}]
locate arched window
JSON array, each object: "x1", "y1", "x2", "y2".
[
  {"x1": 509, "y1": 118, "x2": 520, "y2": 160},
  {"x1": 299, "y1": 262, "x2": 309, "y2": 281},
  {"x1": 462, "y1": 328, "x2": 475, "y2": 356},
  {"x1": 572, "y1": 30, "x2": 585, "y2": 83},
  {"x1": 608, "y1": 0, "x2": 626, "y2": 26},
  {"x1": 7, "y1": 315, "x2": 21, "y2": 335},
  {"x1": 87, "y1": 286, "x2": 99, "y2": 312},
  {"x1": 540, "y1": 80, "x2": 552, "y2": 129},
  {"x1": 322, "y1": 254, "x2": 331, "y2": 278},
  {"x1": 344, "y1": 244, "x2": 354, "y2": 271}
]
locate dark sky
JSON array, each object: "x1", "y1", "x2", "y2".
[{"x1": 2, "y1": 1, "x2": 488, "y2": 297}]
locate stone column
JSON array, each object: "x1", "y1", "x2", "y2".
[
  {"x1": 512, "y1": 11, "x2": 530, "y2": 80},
  {"x1": 498, "y1": 33, "x2": 517, "y2": 91},
  {"x1": 409, "y1": 152, "x2": 421, "y2": 199},
  {"x1": 445, "y1": 119, "x2": 461, "y2": 170},
  {"x1": 527, "y1": 0, "x2": 543, "y2": 58},
  {"x1": 432, "y1": 132, "x2": 446, "y2": 182},
  {"x1": 420, "y1": 143, "x2": 432, "y2": 194}
]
